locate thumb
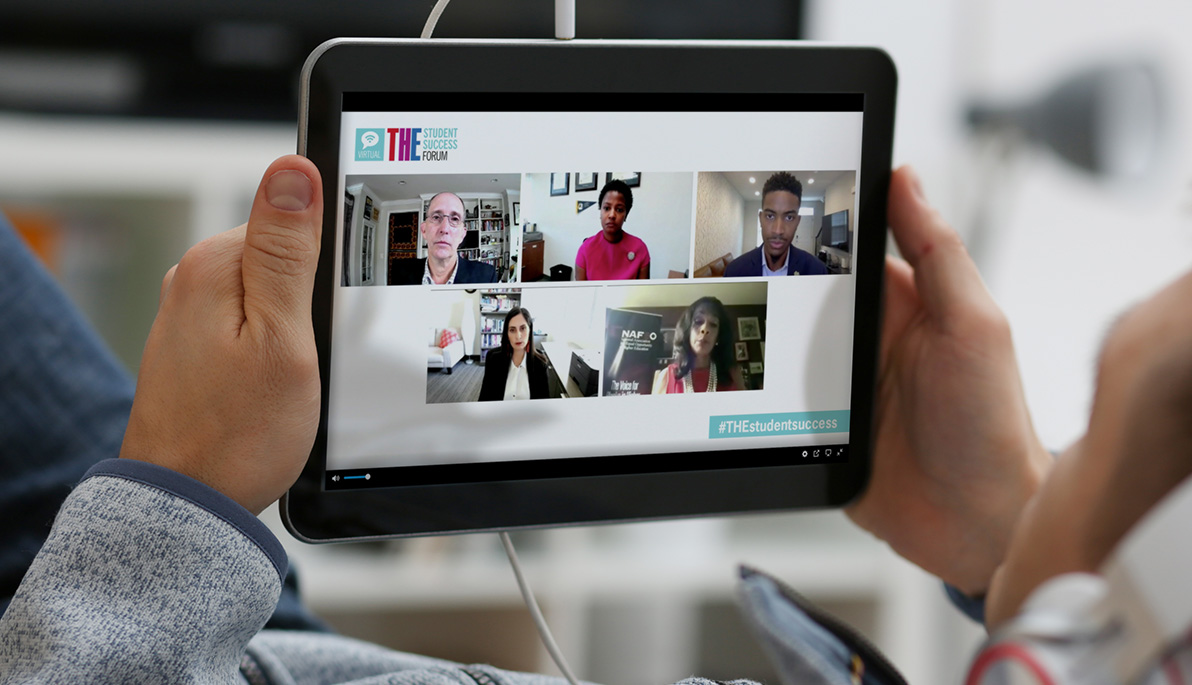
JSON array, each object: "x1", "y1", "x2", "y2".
[
  {"x1": 887, "y1": 165, "x2": 991, "y2": 327},
  {"x1": 241, "y1": 155, "x2": 323, "y2": 333}
]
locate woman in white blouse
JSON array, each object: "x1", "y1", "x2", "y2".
[{"x1": 478, "y1": 306, "x2": 551, "y2": 401}]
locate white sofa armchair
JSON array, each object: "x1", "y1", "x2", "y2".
[{"x1": 428, "y1": 327, "x2": 465, "y2": 374}]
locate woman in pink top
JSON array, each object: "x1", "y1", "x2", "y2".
[
  {"x1": 652, "y1": 296, "x2": 744, "y2": 393},
  {"x1": 574, "y1": 180, "x2": 650, "y2": 281}
]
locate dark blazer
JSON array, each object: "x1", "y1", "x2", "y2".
[
  {"x1": 389, "y1": 257, "x2": 499, "y2": 285},
  {"x1": 722, "y1": 246, "x2": 828, "y2": 277},
  {"x1": 479, "y1": 347, "x2": 551, "y2": 401}
]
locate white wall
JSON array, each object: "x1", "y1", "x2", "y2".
[
  {"x1": 425, "y1": 289, "x2": 482, "y2": 354},
  {"x1": 809, "y1": 0, "x2": 1192, "y2": 451},
  {"x1": 505, "y1": 189, "x2": 521, "y2": 221},
  {"x1": 947, "y1": 0, "x2": 1192, "y2": 452},
  {"x1": 521, "y1": 286, "x2": 603, "y2": 349},
  {"x1": 800, "y1": 199, "x2": 825, "y2": 252},
  {"x1": 693, "y1": 172, "x2": 743, "y2": 269},
  {"x1": 742, "y1": 198, "x2": 761, "y2": 252},
  {"x1": 822, "y1": 177, "x2": 854, "y2": 223},
  {"x1": 521, "y1": 173, "x2": 695, "y2": 279}
]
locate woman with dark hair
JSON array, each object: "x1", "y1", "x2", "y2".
[
  {"x1": 478, "y1": 306, "x2": 551, "y2": 401},
  {"x1": 574, "y1": 179, "x2": 650, "y2": 281},
  {"x1": 652, "y1": 296, "x2": 743, "y2": 393}
]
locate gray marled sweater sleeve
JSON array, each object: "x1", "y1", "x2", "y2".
[
  {"x1": 0, "y1": 459, "x2": 285, "y2": 684},
  {"x1": 0, "y1": 458, "x2": 767, "y2": 685}
]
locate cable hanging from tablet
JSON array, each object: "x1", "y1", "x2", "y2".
[
  {"x1": 499, "y1": 532, "x2": 582, "y2": 685},
  {"x1": 420, "y1": 0, "x2": 452, "y2": 39},
  {"x1": 420, "y1": 0, "x2": 575, "y2": 39}
]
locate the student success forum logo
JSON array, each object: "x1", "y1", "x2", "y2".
[{"x1": 355, "y1": 127, "x2": 458, "y2": 162}]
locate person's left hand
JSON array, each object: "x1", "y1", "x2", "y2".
[
  {"x1": 847, "y1": 167, "x2": 1052, "y2": 597},
  {"x1": 119, "y1": 155, "x2": 323, "y2": 515}
]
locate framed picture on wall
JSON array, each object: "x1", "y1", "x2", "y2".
[
  {"x1": 749, "y1": 362, "x2": 764, "y2": 374},
  {"x1": 606, "y1": 172, "x2": 641, "y2": 187},
  {"x1": 575, "y1": 172, "x2": 598, "y2": 191},
  {"x1": 734, "y1": 342, "x2": 749, "y2": 361},
  {"x1": 550, "y1": 173, "x2": 570, "y2": 196},
  {"x1": 738, "y1": 316, "x2": 761, "y2": 341}
]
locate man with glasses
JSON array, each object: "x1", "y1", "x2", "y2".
[
  {"x1": 390, "y1": 192, "x2": 498, "y2": 285},
  {"x1": 723, "y1": 172, "x2": 828, "y2": 277}
]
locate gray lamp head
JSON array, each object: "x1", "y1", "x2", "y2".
[{"x1": 968, "y1": 62, "x2": 1165, "y2": 179}]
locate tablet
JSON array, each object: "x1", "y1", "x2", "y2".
[{"x1": 282, "y1": 39, "x2": 896, "y2": 542}]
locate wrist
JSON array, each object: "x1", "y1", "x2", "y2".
[{"x1": 948, "y1": 440, "x2": 1053, "y2": 596}]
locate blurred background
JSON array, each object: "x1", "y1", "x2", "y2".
[{"x1": 4, "y1": 0, "x2": 1190, "y2": 683}]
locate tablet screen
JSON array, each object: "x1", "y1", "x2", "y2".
[{"x1": 325, "y1": 93, "x2": 863, "y2": 490}]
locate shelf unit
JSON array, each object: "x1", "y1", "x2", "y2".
[
  {"x1": 478, "y1": 289, "x2": 521, "y2": 364},
  {"x1": 476, "y1": 201, "x2": 507, "y2": 276}
]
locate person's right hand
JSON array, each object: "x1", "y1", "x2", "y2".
[
  {"x1": 986, "y1": 267, "x2": 1192, "y2": 628},
  {"x1": 846, "y1": 166, "x2": 1053, "y2": 597},
  {"x1": 119, "y1": 155, "x2": 323, "y2": 515}
]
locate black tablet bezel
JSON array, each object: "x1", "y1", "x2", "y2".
[{"x1": 283, "y1": 39, "x2": 896, "y2": 543}]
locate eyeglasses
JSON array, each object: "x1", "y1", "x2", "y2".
[{"x1": 426, "y1": 212, "x2": 464, "y2": 228}]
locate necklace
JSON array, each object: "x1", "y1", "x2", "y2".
[{"x1": 683, "y1": 364, "x2": 717, "y2": 393}]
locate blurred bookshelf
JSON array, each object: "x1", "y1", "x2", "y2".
[{"x1": 0, "y1": 114, "x2": 294, "y2": 371}]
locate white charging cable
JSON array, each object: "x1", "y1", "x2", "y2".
[
  {"x1": 555, "y1": 0, "x2": 576, "y2": 39},
  {"x1": 420, "y1": 0, "x2": 453, "y2": 39},
  {"x1": 419, "y1": 1, "x2": 579, "y2": 679},
  {"x1": 499, "y1": 532, "x2": 582, "y2": 685},
  {"x1": 420, "y1": 0, "x2": 576, "y2": 39}
]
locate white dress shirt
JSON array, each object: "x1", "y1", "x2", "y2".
[{"x1": 503, "y1": 355, "x2": 531, "y2": 400}]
